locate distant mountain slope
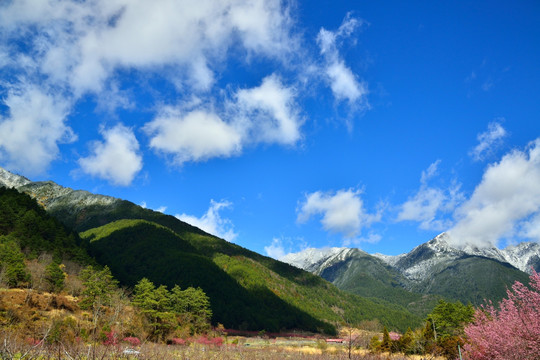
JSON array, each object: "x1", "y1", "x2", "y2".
[
  {"x1": 283, "y1": 248, "x2": 440, "y2": 317},
  {"x1": 0, "y1": 166, "x2": 421, "y2": 333},
  {"x1": 284, "y1": 233, "x2": 537, "y2": 310}
]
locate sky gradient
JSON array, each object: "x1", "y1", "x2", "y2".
[{"x1": 1, "y1": 0, "x2": 539, "y2": 258}]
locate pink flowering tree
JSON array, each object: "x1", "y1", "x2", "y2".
[{"x1": 464, "y1": 270, "x2": 540, "y2": 360}]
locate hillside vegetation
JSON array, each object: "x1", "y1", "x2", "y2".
[{"x1": 80, "y1": 219, "x2": 422, "y2": 332}]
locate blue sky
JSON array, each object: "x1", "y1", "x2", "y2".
[{"x1": 1, "y1": 0, "x2": 540, "y2": 258}]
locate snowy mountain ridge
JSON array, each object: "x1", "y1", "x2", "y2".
[
  {"x1": 282, "y1": 232, "x2": 540, "y2": 283},
  {"x1": 0, "y1": 166, "x2": 119, "y2": 212}
]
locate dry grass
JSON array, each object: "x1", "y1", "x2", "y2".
[{"x1": 0, "y1": 333, "x2": 448, "y2": 360}]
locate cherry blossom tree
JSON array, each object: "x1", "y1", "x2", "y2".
[{"x1": 464, "y1": 270, "x2": 540, "y2": 360}]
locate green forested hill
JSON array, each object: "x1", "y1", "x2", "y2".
[
  {"x1": 316, "y1": 250, "x2": 441, "y2": 318},
  {"x1": 408, "y1": 255, "x2": 530, "y2": 305},
  {"x1": 0, "y1": 187, "x2": 90, "y2": 264},
  {"x1": 80, "y1": 219, "x2": 421, "y2": 333}
]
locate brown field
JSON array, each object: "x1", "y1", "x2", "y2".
[{"x1": 0, "y1": 335, "x2": 447, "y2": 359}]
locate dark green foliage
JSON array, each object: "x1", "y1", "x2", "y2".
[
  {"x1": 424, "y1": 299, "x2": 474, "y2": 358},
  {"x1": 44, "y1": 261, "x2": 65, "y2": 291},
  {"x1": 79, "y1": 265, "x2": 119, "y2": 310},
  {"x1": 381, "y1": 326, "x2": 391, "y2": 352},
  {"x1": 170, "y1": 285, "x2": 212, "y2": 329},
  {"x1": 398, "y1": 327, "x2": 414, "y2": 354},
  {"x1": 409, "y1": 255, "x2": 530, "y2": 306},
  {"x1": 318, "y1": 251, "x2": 441, "y2": 318},
  {"x1": 0, "y1": 238, "x2": 30, "y2": 287},
  {"x1": 0, "y1": 187, "x2": 91, "y2": 265},
  {"x1": 133, "y1": 278, "x2": 213, "y2": 339},
  {"x1": 428, "y1": 299, "x2": 474, "y2": 340}
]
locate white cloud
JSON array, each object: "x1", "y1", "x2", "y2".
[
  {"x1": 297, "y1": 189, "x2": 380, "y2": 238},
  {"x1": 0, "y1": 85, "x2": 75, "y2": 175},
  {"x1": 140, "y1": 201, "x2": 167, "y2": 213},
  {"x1": 470, "y1": 120, "x2": 507, "y2": 161},
  {"x1": 145, "y1": 108, "x2": 243, "y2": 165},
  {"x1": 234, "y1": 74, "x2": 302, "y2": 145},
  {"x1": 397, "y1": 161, "x2": 463, "y2": 231},
  {"x1": 316, "y1": 15, "x2": 368, "y2": 106},
  {"x1": 264, "y1": 238, "x2": 287, "y2": 259},
  {"x1": 420, "y1": 159, "x2": 441, "y2": 184},
  {"x1": 176, "y1": 200, "x2": 238, "y2": 242},
  {"x1": 0, "y1": 0, "x2": 295, "y2": 95},
  {"x1": 448, "y1": 139, "x2": 540, "y2": 247},
  {"x1": 78, "y1": 124, "x2": 142, "y2": 186},
  {"x1": 521, "y1": 213, "x2": 540, "y2": 241},
  {"x1": 325, "y1": 61, "x2": 367, "y2": 104},
  {"x1": 145, "y1": 74, "x2": 301, "y2": 165}
]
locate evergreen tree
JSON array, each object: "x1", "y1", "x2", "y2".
[
  {"x1": 45, "y1": 261, "x2": 65, "y2": 292},
  {"x1": 381, "y1": 326, "x2": 391, "y2": 352},
  {"x1": 0, "y1": 238, "x2": 30, "y2": 287},
  {"x1": 79, "y1": 265, "x2": 119, "y2": 310}
]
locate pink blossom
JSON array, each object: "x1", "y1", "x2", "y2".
[{"x1": 464, "y1": 270, "x2": 540, "y2": 360}]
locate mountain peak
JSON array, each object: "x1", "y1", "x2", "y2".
[
  {"x1": 0, "y1": 166, "x2": 31, "y2": 188},
  {"x1": 281, "y1": 247, "x2": 348, "y2": 273}
]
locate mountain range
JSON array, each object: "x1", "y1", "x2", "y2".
[{"x1": 282, "y1": 233, "x2": 538, "y2": 310}]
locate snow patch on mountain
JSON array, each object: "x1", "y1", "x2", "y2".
[
  {"x1": 0, "y1": 167, "x2": 31, "y2": 188},
  {"x1": 281, "y1": 247, "x2": 347, "y2": 273},
  {"x1": 0, "y1": 166, "x2": 119, "y2": 211},
  {"x1": 372, "y1": 253, "x2": 405, "y2": 267}
]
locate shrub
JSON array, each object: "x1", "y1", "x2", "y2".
[{"x1": 123, "y1": 337, "x2": 141, "y2": 346}]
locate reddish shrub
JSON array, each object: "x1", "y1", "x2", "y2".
[
  {"x1": 102, "y1": 330, "x2": 119, "y2": 346},
  {"x1": 123, "y1": 337, "x2": 141, "y2": 346},
  {"x1": 171, "y1": 338, "x2": 188, "y2": 345}
]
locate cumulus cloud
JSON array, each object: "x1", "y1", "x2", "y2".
[
  {"x1": 470, "y1": 120, "x2": 507, "y2": 161},
  {"x1": 145, "y1": 74, "x2": 301, "y2": 165},
  {"x1": 397, "y1": 161, "x2": 463, "y2": 231},
  {"x1": 233, "y1": 74, "x2": 302, "y2": 145},
  {"x1": 297, "y1": 189, "x2": 381, "y2": 239},
  {"x1": 0, "y1": 85, "x2": 75, "y2": 175},
  {"x1": 448, "y1": 139, "x2": 540, "y2": 247},
  {"x1": 264, "y1": 238, "x2": 287, "y2": 259},
  {"x1": 145, "y1": 109, "x2": 243, "y2": 165},
  {"x1": 176, "y1": 200, "x2": 238, "y2": 242},
  {"x1": 78, "y1": 124, "x2": 142, "y2": 186},
  {"x1": 317, "y1": 14, "x2": 368, "y2": 106},
  {"x1": 0, "y1": 0, "x2": 295, "y2": 95}
]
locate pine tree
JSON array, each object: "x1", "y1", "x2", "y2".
[
  {"x1": 381, "y1": 326, "x2": 391, "y2": 352},
  {"x1": 45, "y1": 261, "x2": 65, "y2": 292}
]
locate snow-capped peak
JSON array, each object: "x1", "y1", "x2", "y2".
[
  {"x1": 0, "y1": 166, "x2": 31, "y2": 189},
  {"x1": 281, "y1": 247, "x2": 347, "y2": 272}
]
